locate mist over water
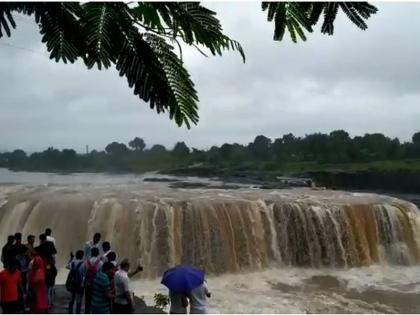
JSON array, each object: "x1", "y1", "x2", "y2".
[{"x1": 1, "y1": 169, "x2": 420, "y2": 313}]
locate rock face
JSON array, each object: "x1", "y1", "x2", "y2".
[
  {"x1": 160, "y1": 167, "x2": 312, "y2": 189},
  {"x1": 144, "y1": 177, "x2": 180, "y2": 183},
  {"x1": 160, "y1": 166, "x2": 221, "y2": 178},
  {"x1": 162, "y1": 166, "x2": 420, "y2": 194},
  {"x1": 168, "y1": 182, "x2": 242, "y2": 189},
  {"x1": 51, "y1": 285, "x2": 165, "y2": 314}
]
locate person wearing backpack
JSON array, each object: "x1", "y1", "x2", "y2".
[
  {"x1": 66, "y1": 250, "x2": 84, "y2": 314},
  {"x1": 81, "y1": 247, "x2": 103, "y2": 314},
  {"x1": 11, "y1": 233, "x2": 29, "y2": 312}
]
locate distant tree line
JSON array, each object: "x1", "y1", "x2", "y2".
[{"x1": 2, "y1": 131, "x2": 420, "y2": 173}]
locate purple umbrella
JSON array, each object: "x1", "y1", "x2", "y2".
[{"x1": 161, "y1": 265, "x2": 204, "y2": 293}]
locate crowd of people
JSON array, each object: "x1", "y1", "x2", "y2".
[
  {"x1": 0, "y1": 229, "x2": 57, "y2": 314},
  {"x1": 65, "y1": 232, "x2": 143, "y2": 314},
  {"x1": 0, "y1": 230, "x2": 211, "y2": 314},
  {"x1": 0, "y1": 230, "x2": 142, "y2": 314}
]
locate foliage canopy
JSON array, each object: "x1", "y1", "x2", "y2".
[{"x1": 0, "y1": 2, "x2": 377, "y2": 127}]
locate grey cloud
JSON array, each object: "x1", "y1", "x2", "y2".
[{"x1": 0, "y1": 3, "x2": 419, "y2": 153}]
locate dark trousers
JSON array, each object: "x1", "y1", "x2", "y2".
[
  {"x1": 69, "y1": 290, "x2": 84, "y2": 314},
  {"x1": 1, "y1": 301, "x2": 19, "y2": 314},
  {"x1": 21, "y1": 271, "x2": 28, "y2": 294},
  {"x1": 84, "y1": 286, "x2": 93, "y2": 314},
  {"x1": 113, "y1": 303, "x2": 132, "y2": 314},
  {"x1": 17, "y1": 287, "x2": 25, "y2": 312}
]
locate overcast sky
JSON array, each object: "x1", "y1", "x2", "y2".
[{"x1": 1, "y1": 2, "x2": 420, "y2": 153}]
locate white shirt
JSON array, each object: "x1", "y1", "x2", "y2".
[
  {"x1": 189, "y1": 282, "x2": 210, "y2": 314},
  {"x1": 114, "y1": 270, "x2": 131, "y2": 305},
  {"x1": 46, "y1": 235, "x2": 56, "y2": 245},
  {"x1": 83, "y1": 241, "x2": 102, "y2": 260}
]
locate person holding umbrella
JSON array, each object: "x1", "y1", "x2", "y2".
[
  {"x1": 161, "y1": 265, "x2": 210, "y2": 314},
  {"x1": 168, "y1": 291, "x2": 189, "y2": 314}
]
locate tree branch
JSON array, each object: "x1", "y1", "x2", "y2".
[
  {"x1": 192, "y1": 43, "x2": 208, "y2": 58},
  {"x1": 170, "y1": 37, "x2": 183, "y2": 61}
]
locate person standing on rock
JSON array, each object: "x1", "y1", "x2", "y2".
[
  {"x1": 169, "y1": 291, "x2": 189, "y2": 314},
  {"x1": 45, "y1": 228, "x2": 57, "y2": 262},
  {"x1": 45, "y1": 228, "x2": 56, "y2": 246},
  {"x1": 25, "y1": 235, "x2": 36, "y2": 264},
  {"x1": 106, "y1": 252, "x2": 118, "y2": 268},
  {"x1": 91, "y1": 261, "x2": 114, "y2": 314},
  {"x1": 0, "y1": 259, "x2": 23, "y2": 314},
  {"x1": 45, "y1": 256, "x2": 57, "y2": 308},
  {"x1": 187, "y1": 280, "x2": 211, "y2": 314},
  {"x1": 81, "y1": 247, "x2": 103, "y2": 314},
  {"x1": 113, "y1": 259, "x2": 143, "y2": 314},
  {"x1": 1, "y1": 235, "x2": 15, "y2": 268},
  {"x1": 66, "y1": 250, "x2": 85, "y2": 314},
  {"x1": 24, "y1": 234, "x2": 36, "y2": 307},
  {"x1": 35, "y1": 234, "x2": 57, "y2": 264},
  {"x1": 28, "y1": 252, "x2": 48, "y2": 314},
  {"x1": 84, "y1": 233, "x2": 102, "y2": 260},
  {"x1": 101, "y1": 241, "x2": 114, "y2": 263},
  {"x1": 11, "y1": 233, "x2": 29, "y2": 312}
]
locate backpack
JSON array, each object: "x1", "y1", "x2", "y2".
[
  {"x1": 65, "y1": 261, "x2": 83, "y2": 292},
  {"x1": 84, "y1": 258, "x2": 100, "y2": 287}
]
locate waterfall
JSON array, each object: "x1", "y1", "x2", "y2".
[{"x1": 0, "y1": 184, "x2": 419, "y2": 278}]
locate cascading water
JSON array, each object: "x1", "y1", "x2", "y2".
[
  {"x1": 1, "y1": 174, "x2": 420, "y2": 313},
  {"x1": 0, "y1": 183, "x2": 419, "y2": 279}
]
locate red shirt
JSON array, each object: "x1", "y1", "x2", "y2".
[{"x1": 0, "y1": 270, "x2": 21, "y2": 302}]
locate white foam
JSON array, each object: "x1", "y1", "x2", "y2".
[{"x1": 129, "y1": 266, "x2": 420, "y2": 313}]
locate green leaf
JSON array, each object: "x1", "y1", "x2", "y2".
[
  {"x1": 290, "y1": 18, "x2": 307, "y2": 42},
  {"x1": 286, "y1": 19, "x2": 297, "y2": 43},
  {"x1": 37, "y1": 3, "x2": 84, "y2": 63},
  {"x1": 263, "y1": 2, "x2": 377, "y2": 41},
  {"x1": 339, "y1": 3, "x2": 367, "y2": 31},
  {"x1": 133, "y1": 3, "x2": 164, "y2": 31},
  {"x1": 321, "y1": 3, "x2": 339, "y2": 35},
  {"x1": 146, "y1": 33, "x2": 199, "y2": 127},
  {"x1": 81, "y1": 2, "x2": 131, "y2": 70},
  {"x1": 263, "y1": 2, "x2": 312, "y2": 43},
  {"x1": 13, "y1": 3, "x2": 48, "y2": 23},
  {"x1": 309, "y1": 3, "x2": 324, "y2": 26},
  {"x1": 144, "y1": 2, "x2": 245, "y2": 62},
  {"x1": 116, "y1": 31, "x2": 199, "y2": 128},
  {"x1": 0, "y1": 5, "x2": 16, "y2": 38},
  {"x1": 273, "y1": 3, "x2": 286, "y2": 41}
]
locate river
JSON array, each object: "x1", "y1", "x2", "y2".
[{"x1": 1, "y1": 168, "x2": 420, "y2": 313}]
